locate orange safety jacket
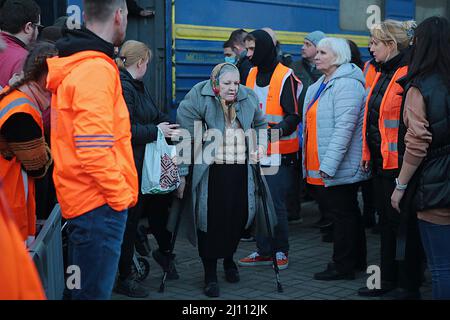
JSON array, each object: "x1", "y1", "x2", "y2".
[
  {"x1": 46, "y1": 51, "x2": 138, "y2": 219},
  {"x1": 0, "y1": 188, "x2": 46, "y2": 300},
  {"x1": 0, "y1": 89, "x2": 43, "y2": 240},
  {"x1": 363, "y1": 61, "x2": 377, "y2": 90},
  {"x1": 246, "y1": 63, "x2": 300, "y2": 155},
  {"x1": 305, "y1": 99, "x2": 324, "y2": 186},
  {"x1": 362, "y1": 66, "x2": 408, "y2": 170}
]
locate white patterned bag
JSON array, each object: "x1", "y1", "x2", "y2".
[{"x1": 141, "y1": 127, "x2": 180, "y2": 194}]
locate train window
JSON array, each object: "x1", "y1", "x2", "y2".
[
  {"x1": 416, "y1": 0, "x2": 450, "y2": 23},
  {"x1": 340, "y1": 0, "x2": 385, "y2": 32}
]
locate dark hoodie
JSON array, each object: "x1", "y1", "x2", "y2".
[
  {"x1": 56, "y1": 27, "x2": 114, "y2": 58},
  {"x1": 249, "y1": 30, "x2": 300, "y2": 143}
]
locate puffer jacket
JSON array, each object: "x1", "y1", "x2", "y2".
[{"x1": 302, "y1": 63, "x2": 370, "y2": 187}]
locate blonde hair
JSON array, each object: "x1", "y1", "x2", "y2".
[
  {"x1": 116, "y1": 40, "x2": 152, "y2": 69},
  {"x1": 371, "y1": 19, "x2": 416, "y2": 51}
]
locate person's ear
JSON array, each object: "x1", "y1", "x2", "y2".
[{"x1": 23, "y1": 22, "x2": 34, "y2": 35}]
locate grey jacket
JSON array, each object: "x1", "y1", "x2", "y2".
[
  {"x1": 171, "y1": 80, "x2": 277, "y2": 246},
  {"x1": 302, "y1": 63, "x2": 371, "y2": 187}
]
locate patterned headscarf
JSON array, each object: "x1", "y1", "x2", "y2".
[{"x1": 210, "y1": 63, "x2": 240, "y2": 127}]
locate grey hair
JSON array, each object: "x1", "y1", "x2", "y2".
[{"x1": 317, "y1": 37, "x2": 351, "y2": 66}]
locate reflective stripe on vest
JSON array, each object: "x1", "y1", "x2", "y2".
[
  {"x1": 21, "y1": 169, "x2": 28, "y2": 205},
  {"x1": 362, "y1": 66, "x2": 408, "y2": 170},
  {"x1": 0, "y1": 98, "x2": 40, "y2": 121},
  {"x1": 246, "y1": 63, "x2": 300, "y2": 155}
]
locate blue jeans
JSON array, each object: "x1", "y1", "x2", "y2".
[
  {"x1": 256, "y1": 165, "x2": 294, "y2": 255},
  {"x1": 419, "y1": 220, "x2": 450, "y2": 300},
  {"x1": 66, "y1": 204, "x2": 128, "y2": 300}
]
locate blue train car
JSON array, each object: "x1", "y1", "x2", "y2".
[{"x1": 61, "y1": 0, "x2": 450, "y2": 113}]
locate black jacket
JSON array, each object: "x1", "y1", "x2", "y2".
[
  {"x1": 403, "y1": 74, "x2": 450, "y2": 211},
  {"x1": 120, "y1": 68, "x2": 170, "y2": 179},
  {"x1": 366, "y1": 50, "x2": 409, "y2": 176}
]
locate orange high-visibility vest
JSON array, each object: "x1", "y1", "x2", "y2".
[
  {"x1": 362, "y1": 66, "x2": 408, "y2": 170},
  {"x1": 0, "y1": 89, "x2": 43, "y2": 240},
  {"x1": 363, "y1": 61, "x2": 377, "y2": 90},
  {"x1": 246, "y1": 63, "x2": 300, "y2": 155},
  {"x1": 0, "y1": 188, "x2": 46, "y2": 300},
  {"x1": 305, "y1": 99, "x2": 324, "y2": 186}
]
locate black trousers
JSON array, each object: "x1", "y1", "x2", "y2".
[
  {"x1": 118, "y1": 193, "x2": 172, "y2": 278},
  {"x1": 373, "y1": 175, "x2": 424, "y2": 290},
  {"x1": 287, "y1": 152, "x2": 302, "y2": 219},
  {"x1": 309, "y1": 183, "x2": 367, "y2": 273},
  {"x1": 361, "y1": 178, "x2": 376, "y2": 219}
]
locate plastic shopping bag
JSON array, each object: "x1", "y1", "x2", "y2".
[{"x1": 141, "y1": 128, "x2": 180, "y2": 194}]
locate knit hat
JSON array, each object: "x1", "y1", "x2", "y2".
[{"x1": 304, "y1": 31, "x2": 326, "y2": 47}]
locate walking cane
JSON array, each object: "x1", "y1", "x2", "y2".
[
  {"x1": 254, "y1": 164, "x2": 283, "y2": 293},
  {"x1": 159, "y1": 193, "x2": 184, "y2": 293}
]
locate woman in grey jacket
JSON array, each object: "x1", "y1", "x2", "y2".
[
  {"x1": 302, "y1": 38, "x2": 370, "y2": 280},
  {"x1": 176, "y1": 63, "x2": 269, "y2": 297}
]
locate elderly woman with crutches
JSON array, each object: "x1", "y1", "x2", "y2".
[{"x1": 174, "y1": 62, "x2": 279, "y2": 297}]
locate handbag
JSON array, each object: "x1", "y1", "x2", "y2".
[{"x1": 141, "y1": 127, "x2": 180, "y2": 194}]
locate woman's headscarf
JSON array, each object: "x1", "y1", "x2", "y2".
[{"x1": 210, "y1": 63, "x2": 240, "y2": 127}]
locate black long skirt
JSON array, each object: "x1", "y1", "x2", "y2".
[{"x1": 198, "y1": 164, "x2": 248, "y2": 259}]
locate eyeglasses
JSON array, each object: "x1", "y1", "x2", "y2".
[{"x1": 32, "y1": 23, "x2": 44, "y2": 32}]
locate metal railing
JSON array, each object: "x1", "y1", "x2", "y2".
[{"x1": 29, "y1": 204, "x2": 65, "y2": 300}]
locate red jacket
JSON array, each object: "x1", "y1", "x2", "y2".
[{"x1": 0, "y1": 33, "x2": 28, "y2": 88}]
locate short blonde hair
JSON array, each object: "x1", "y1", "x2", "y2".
[
  {"x1": 371, "y1": 19, "x2": 416, "y2": 50},
  {"x1": 317, "y1": 37, "x2": 351, "y2": 66},
  {"x1": 116, "y1": 40, "x2": 152, "y2": 69}
]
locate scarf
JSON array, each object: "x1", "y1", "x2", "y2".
[{"x1": 19, "y1": 82, "x2": 51, "y2": 136}]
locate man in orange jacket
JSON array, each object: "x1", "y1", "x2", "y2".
[{"x1": 46, "y1": 0, "x2": 138, "y2": 300}]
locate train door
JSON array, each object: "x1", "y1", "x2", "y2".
[{"x1": 126, "y1": 0, "x2": 168, "y2": 114}]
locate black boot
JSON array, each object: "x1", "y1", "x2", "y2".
[
  {"x1": 114, "y1": 273, "x2": 149, "y2": 298},
  {"x1": 204, "y1": 282, "x2": 220, "y2": 297},
  {"x1": 223, "y1": 258, "x2": 240, "y2": 283}
]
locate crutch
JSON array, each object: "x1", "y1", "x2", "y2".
[
  {"x1": 158, "y1": 195, "x2": 184, "y2": 293},
  {"x1": 255, "y1": 164, "x2": 283, "y2": 293}
]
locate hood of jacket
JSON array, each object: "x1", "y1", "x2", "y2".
[
  {"x1": 56, "y1": 27, "x2": 114, "y2": 58},
  {"x1": 322, "y1": 62, "x2": 365, "y2": 88},
  {"x1": 46, "y1": 29, "x2": 118, "y2": 94}
]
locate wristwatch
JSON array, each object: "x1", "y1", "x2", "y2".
[{"x1": 395, "y1": 178, "x2": 408, "y2": 190}]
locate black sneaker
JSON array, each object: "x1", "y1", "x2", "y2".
[
  {"x1": 223, "y1": 261, "x2": 240, "y2": 283},
  {"x1": 204, "y1": 281, "x2": 220, "y2": 298},
  {"x1": 114, "y1": 275, "x2": 149, "y2": 298},
  {"x1": 314, "y1": 264, "x2": 355, "y2": 281},
  {"x1": 152, "y1": 249, "x2": 179, "y2": 280}
]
